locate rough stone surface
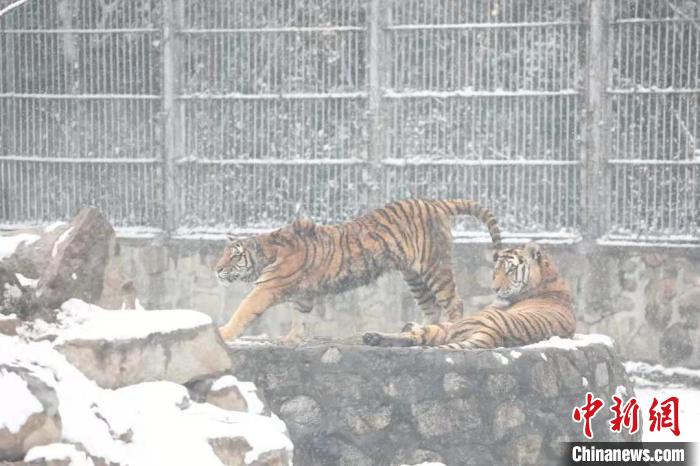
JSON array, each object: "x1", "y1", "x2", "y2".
[
  {"x1": 35, "y1": 208, "x2": 114, "y2": 309},
  {"x1": 0, "y1": 366, "x2": 62, "y2": 462},
  {"x1": 56, "y1": 323, "x2": 232, "y2": 389},
  {"x1": 229, "y1": 339, "x2": 640, "y2": 466}
]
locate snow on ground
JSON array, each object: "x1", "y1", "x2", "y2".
[
  {"x1": 0, "y1": 334, "x2": 292, "y2": 465},
  {"x1": 625, "y1": 362, "x2": 700, "y2": 445},
  {"x1": 25, "y1": 443, "x2": 95, "y2": 466},
  {"x1": 635, "y1": 382, "x2": 700, "y2": 443},
  {"x1": 0, "y1": 233, "x2": 40, "y2": 260},
  {"x1": 625, "y1": 361, "x2": 700, "y2": 381},
  {"x1": 44, "y1": 221, "x2": 67, "y2": 233},
  {"x1": 0, "y1": 368, "x2": 44, "y2": 433},
  {"x1": 18, "y1": 299, "x2": 213, "y2": 342}
]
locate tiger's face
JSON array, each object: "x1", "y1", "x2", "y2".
[
  {"x1": 491, "y1": 242, "x2": 544, "y2": 306},
  {"x1": 215, "y1": 237, "x2": 258, "y2": 285}
]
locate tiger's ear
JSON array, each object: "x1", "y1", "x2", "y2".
[
  {"x1": 292, "y1": 203, "x2": 315, "y2": 234},
  {"x1": 226, "y1": 233, "x2": 236, "y2": 243},
  {"x1": 525, "y1": 242, "x2": 542, "y2": 261},
  {"x1": 492, "y1": 250, "x2": 500, "y2": 263}
]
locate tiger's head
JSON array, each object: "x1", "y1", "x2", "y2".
[
  {"x1": 491, "y1": 242, "x2": 555, "y2": 307},
  {"x1": 215, "y1": 236, "x2": 261, "y2": 285}
]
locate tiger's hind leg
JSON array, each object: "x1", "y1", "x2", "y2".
[
  {"x1": 363, "y1": 322, "x2": 451, "y2": 347},
  {"x1": 419, "y1": 263, "x2": 464, "y2": 322},
  {"x1": 402, "y1": 271, "x2": 442, "y2": 325},
  {"x1": 436, "y1": 330, "x2": 502, "y2": 350},
  {"x1": 281, "y1": 296, "x2": 313, "y2": 346}
]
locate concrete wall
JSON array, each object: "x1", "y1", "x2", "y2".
[{"x1": 116, "y1": 236, "x2": 700, "y2": 368}]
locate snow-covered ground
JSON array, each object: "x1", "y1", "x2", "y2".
[
  {"x1": 625, "y1": 361, "x2": 700, "y2": 445},
  {"x1": 0, "y1": 232, "x2": 39, "y2": 260}
]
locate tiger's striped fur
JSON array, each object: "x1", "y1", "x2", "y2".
[
  {"x1": 362, "y1": 243, "x2": 576, "y2": 349},
  {"x1": 215, "y1": 199, "x2": 501, "y2": 341}
]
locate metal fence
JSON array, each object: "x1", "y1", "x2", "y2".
[{"x1": 0, "y1": 0, "x2": 698, "y2": 244}]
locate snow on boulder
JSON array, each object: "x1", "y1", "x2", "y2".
[
  {"x1": 49, "y1": 299, "x2": 232, "y2": 389},
  {"x1": 188, "y1": 375, "x2": 269, "y2": 415},
  {"x1": 0, "y1": 335, "x2": 292, "y2": 465},
  {"x1": 0, "y1": 365, "x2": 62, "y2": 461},
  {"x1": 24, "y1": 442, "x2": 102, "y2": 466}
]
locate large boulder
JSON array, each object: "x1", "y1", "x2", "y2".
[
  {"x1": 1, "y1": 213, "x2": 139, "y2": 315},
  {"x1": 35, "y1": 208, "x2": 114, "y2": 309},
  {"x1": 53, "y1": 300, "x2": 232, "y2": 389},
  {"x1": 0, "y1": 366, "x2": 62, "y2": 462},
  {"x1": 228, "y1": 335, "x2": 640, "y2": 466}
]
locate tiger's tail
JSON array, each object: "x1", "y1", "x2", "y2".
[{"x1": 431, "y1": 199, "x2": 502, "y2": 250}]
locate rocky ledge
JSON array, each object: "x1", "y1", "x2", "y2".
[{"x1": 228, "y1": 335, "x2": 640, "y2": 466}]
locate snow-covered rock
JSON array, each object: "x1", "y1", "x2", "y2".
[
  {"x1": 24, "y1": 442, "x2": 102, "y2": 466},
  {"x1": 0, "y1": 335, "x2": 293, "y2": 465},
  {"x1": 188, "y1": 375, "x2": 269, "y2": 415},
  {"x1": 0, "y1": 365, "x2": 62, "y2": 461},
  {"x1": 49, "y1": 299, "x2": 232, "y2": 389}
]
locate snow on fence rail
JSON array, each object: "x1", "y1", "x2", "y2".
[{"x1": 0, "y1": 0, "x2": 698, "y2": 244}]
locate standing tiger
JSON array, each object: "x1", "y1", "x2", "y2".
[
  {"x1": 215, "y1": 199, "x2": 502, "y2": 342},
  {"x1": 362, "y1": 243, "x2": 576, "y2": 349}
]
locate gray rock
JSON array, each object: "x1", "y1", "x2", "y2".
[
  {"x1": 208, "y1": 436, "x2": 252, "y2": 466},
  {"x1": 531, "y1": 361, "x2": 559, "y2": 398},
  {"x1": 279, "y1": 395, "x2": 322, "y2": 430},
  {"x1": 36, "y1": 208, "x2": 114, "y2": 309},
  {"x1": 0, "y1": 314, "x2": 20, "y2": 336},
  {"x1": 0, "y1": 367, "x2": 62, "y2": 462},
  {"x1": 506, "y1": 433, "x2": 542, "y2": 465},
  {"x1": 660, "y1": 323, "x2": 694, "y2": 366},
  {"x1": 207, "y1": 385, "x2": 248, "y2": 412},
  {"x1": 56, "y1": 315, "x2": 231, "y2": 389},
  {"x1": 493, "y1": 402, "x2": 525, "y2": 440},
  {"x1": 320, "y1": 347, "x2": 342, "y2": 364},
  {"x1": 594, "y1": 362, "x2": 609, "y2": 387}
]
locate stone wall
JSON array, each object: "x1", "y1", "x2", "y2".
[
  {"x1": 115, "y1": 236, "x2": 700, "y2": 367},
  {"x1": 228, "y1": 339, "x2": 639, "y2": 466}
]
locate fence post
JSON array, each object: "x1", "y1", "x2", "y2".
[
  {"x1": 367, "y1": 0, "x2": 387, "y2": 208},
  {"x1": 583, "y1": 0, "x2": 610, "y2": 240},
  {"x1": 161, "y1": 0, "x2": 182, "y2": 233}
]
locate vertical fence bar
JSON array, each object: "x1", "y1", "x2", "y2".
[
  {"x1": 367, "y1": 0, "x2": 387, "y2": 208},
  {"x1": 162, "y1": 0, "x2": 181, "y2": 232},
  {"x1": 584, "y1": 0, "x2": 610, "y2": 239}
]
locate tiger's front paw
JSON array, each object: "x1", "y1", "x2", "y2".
[
  {"x1": 401, "y1": 321, "x2": 421, "y2": 333},
  {"x1": 218, "y1": 326, "x2": 236, "y2": 342},
  {"x1": 362, "y1": 331, "x2": 385, "y2": 346}
]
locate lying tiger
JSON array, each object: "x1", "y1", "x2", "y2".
[
  {"x1": 363, "y1": 242, "x2": 576, "y2": 349},
  {"x1": 215, "y1": 199, "x2": 501, "y2": 342}
]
